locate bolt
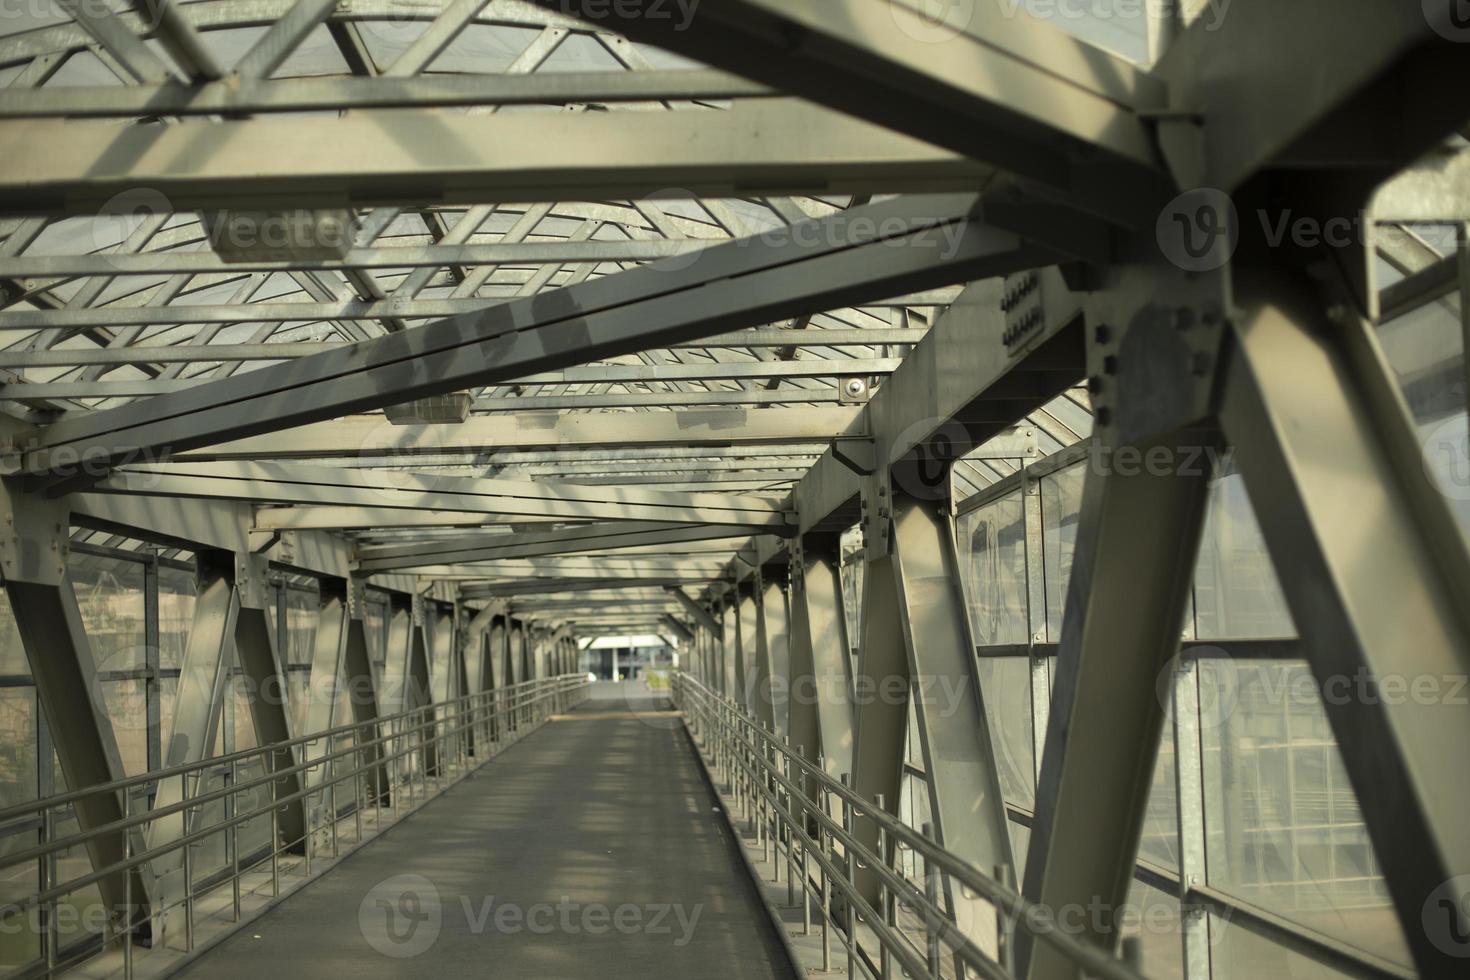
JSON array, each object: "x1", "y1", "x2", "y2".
[
  {"x1": 1094, "y1": 324, "x2": 1111, "y2": 345},
  {"x1": 1096, "y1": 406, "x2": 1113, "y2": 426},
  {"x1": 1087, "y1": 376, "x2": 1104, "y2": 394},
  {"x1": 1103, "y1": 355, "x2": 1119, "y2": 375}
]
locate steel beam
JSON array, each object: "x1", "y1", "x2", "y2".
[
  {"x1": 0, "y1": 69, "x2": 771, "y2": 119},
  {"x1": 94, "y1": 460, "x2": 788, "y2": 529},
  {"x1": 890, "y1": 493, "x2": 1014, "y2": 954},
  {"x1": 759, "y1": 578, "x2": 790, "y2": 738},
  {"x1": 537, "y1": 0, "x2": 1163, "y2": 222},
  {"x1": 0, "y1": 101, "x2": 985, "y2": 217},
  {"x1": 1220, "y1": 271, "x2": 1470, "y2": 977},
  {"x1": 848, "y1": 548, "x2": 908, "y2": 907},
  {"x1": 788, "y1": 545, "x2": 854, "y2": 789},
  {"x1": 1018, "y1": 435, "x2": 1216, "y2": 980},
  {"x1": 26, "y1": 194, "x2": 1036, "y2": 474},
  {"x1": 355, "y1": 523, "x2": 780, "y2": 573},
  {"x1": 0, "y1": 484, "x2": 151, "y2": 928},
  {"x1": 191, "y1": 408, "x2": 861, "y2": 462},
  {"x1": 148, "y1": 556, "x2": 238, "y2": 936}
]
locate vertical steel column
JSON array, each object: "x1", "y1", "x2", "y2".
[
  {"x1": 737, "y1": 583, "x2": 760, "y2": 714},
  {"x1": 149, "y1": 553, "x2": 238, "y2": 931},
  {"x1": 488, "y1": 618, "x2": 507, "y2": 691},
  {"x1": 301, "y1": 580, "x2": 348, "y2": 759},
  {"x1": 233, "y1": 554, "x2": 307, "y2": 855},
  {"x1": 1020, "y1": 465, "x2": 1051, "y2": 789},
  {"x1": 747, "y1": 571, "x2": 775, "y2": 730},
  {"x1": 343, "y1": 578, "x2": 388, "y2": 802},
  {"x1": 509, "y1": 618, "x2": 525, "y2": 686},
  {"x1": 849, "y1": 545, "x2": 908, "y2": 908},
  {"x1": 890, "y1": 493, "x2": 1014, "y2": 955},
  {"x1": 792, "y1": 544, "x2": 855, "y2": 787},
  {"x1": 142, "y1": 552, "x2": 161, "y2": 775},
  {"x1": 407, "y1": 598, "x2": 437, "y2": 774},
  {"x1": 1018, "y1": 436, "x2": 1216, "y2": 980},
  {"x1": 0, "y1": 486, "x2": 151, "y2": 928},
  {"x1": 720, "y1": 594, "x2": 737, "y2": 697},
  {"x1": 760, "y1": 574, "x2": 791, "y2": 738}
]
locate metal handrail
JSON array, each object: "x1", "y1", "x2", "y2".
[
  {"x1": 0, "y1": 673, "x2": 591, "y2": 980},
  {"x1": 672, "y1": 672, "x2": 1148, "y2": 980},
  {"x1": 0, "y1": 678, "x2": 565, "y2": 872},
  {"x1": 0, "y1": 675, "x2": 556, "y2": 826}
]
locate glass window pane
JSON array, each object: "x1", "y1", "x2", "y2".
[
  {"x1": 1140, "y1": 699, "x2": 1179, "y2": 872},
  {"x1": 955, "y1": 494, "x2": 1027, "y2": 645},
  {"x1": 0, "y1": 591, "x2": 31, "y2": 677},
  {"x1": 1378, "y1": 291, "x2": 1470, "y2": 540},
  {"x1": 285, "y1": 583, "x2": 320, "y2": 667},
  {"x1": 1208, "y1": 911, "x2": 1359, "y2": 980},
  {"x1": 1200, "y1": 660, "x2": 1410, "y2": 966},
  {"x1": 158, "y1": 564, "x2": 198, "y2": 671},
  {"x1": 1040, "y1": 462, "x2": 1086, "y2": 642},
  {"x1": 1122, "y1": 878, "x2": 1184, "y2": 980},
  {"x1": 1193, "y1": 468, "x2": 1295, "y2": 640},
  {"x1": 69, "y1": 553, "x2": 146, "y2": 672},
  {"x1": 976, "y1": 656, "x2": 1035, "y2": 810}
]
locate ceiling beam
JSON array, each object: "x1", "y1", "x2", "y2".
[
  {"x1": 0, "y1": 68, "x2": 772, "y2": 119},
  {"x1": 0, "y1": 100, "x2": 987, "y2": 216},
  {"x1": 22, "y1": 193, "x2": 1050, "y2": 475},
  {"x1": 92, "y1": 459, "x2": 789, "y2": 529},
  {"x1": 195, "y1": 411, "x2": 858, "y2": 464}
]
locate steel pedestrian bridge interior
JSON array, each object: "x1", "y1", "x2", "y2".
[{"x1": 0, "y1": 2, "x2": 1465, "y2": 980}]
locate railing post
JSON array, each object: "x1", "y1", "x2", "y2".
[
  {"x1": 121, "y1": 791, "x2": 132, "y2": 980},
  {"x1": 923, "y1": 822, "x2": 940, "y2": 979},
  {"x1": 841, "y1": 773, "x2": 855, "y2": 980},
  {"x1": 876, "y1": 792, "x2": 889, "y2": 980},
  {"x1": 230, "y1": 757, "x2": 241, "y2": 922}
]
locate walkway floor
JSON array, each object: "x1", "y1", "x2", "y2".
[{"x1": 174, "y1": 682, "x2": 796, "y2": 980}]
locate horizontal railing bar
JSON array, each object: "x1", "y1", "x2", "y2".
[{"x1": 0, "y1": 678, "x2": 581, "y2": 873}]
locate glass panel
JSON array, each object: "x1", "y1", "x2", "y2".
[
  {"x1": 158, "y1": 564, "x2": 198, "y2": 671},
  {"x1": 1193, "y1": 468, "x2": 1295, "y2": 640},
  {"x1": 955, "y1": 494, "x2": 1027, "y2": 645},
  {"x1": 1378, "y1": 290, "x2": 1470, "y2": 540},
  {"x1": 285, "y1": 585, "x2": 320, "y2": 667},
  {"x1": 1039, "y1": 461, "x2": 1086, "y2": 642},
  {"x1": 1140, "y1": 699, "x2": 1179, "y2": 872},
  {"x1": 69, "y1": 553, "x2": 146, "y2": 672},
  {"x1": 1209, "y1": 911, "x2": 1358, "y2": 980},
  {"x1": 976, "y1": 656, "x2": 1034, "y2": 809},
  {"x1": 1122, "y1": 878, "x2": 1184, "y2": 980},
  {"x1": 1200, "y1": 660, "x2": 1410, "y2": 966},
  {"x1": 96, "y1": 679, "x2": 147, "y2": 776},
  {"x1": 0, "y1": 689, "x2": 38, "y2": 969},
  {"x1": 0, "y1": 591, "x2": 30, "y2": 676}
]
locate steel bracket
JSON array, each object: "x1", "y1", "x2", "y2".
[{"x1": 0, "y1": 478, "x2": 68, "y2": 586}]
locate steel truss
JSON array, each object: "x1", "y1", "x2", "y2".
[{"x1": 0, "y1": 2, "x2": 1464, "y2": 980}]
